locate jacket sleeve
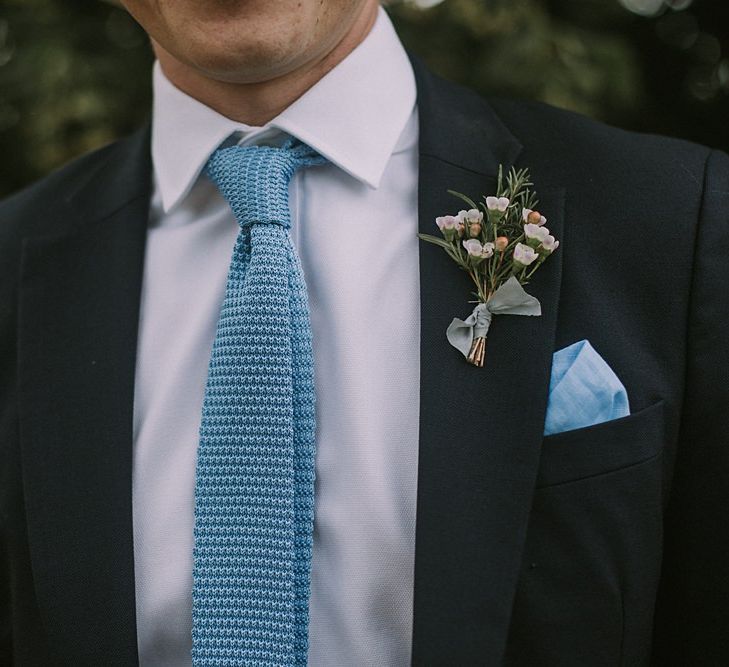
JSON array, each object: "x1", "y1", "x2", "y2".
[{"x1": 652, "y1": 149, "x2": 729, "y2": 664}]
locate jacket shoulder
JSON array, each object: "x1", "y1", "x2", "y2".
[
  {"x1": 0, "y1": 126, "x2": 150, "y2": 265},
  {"x1": 488, "y1": 97, "x2": 720, "y2": 189},
  {"x1": 489, "y1": 99, "x2": 724, "y2": 185},
  {"x1": 0, "y1": 140, "x2": 120, "y2": 237}
]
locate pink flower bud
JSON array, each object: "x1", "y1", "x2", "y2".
[{"x1": 527, "y1": 210, "x2": 543, "y2": 225}]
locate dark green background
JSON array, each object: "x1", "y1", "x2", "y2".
[{"x1": 1, "y1": 0, "x2": 728, "y2": 198}]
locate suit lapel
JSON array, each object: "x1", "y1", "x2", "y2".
[
  {"x1": 18, "y1": 128, "x2": 150, "y2": 665},
  {"x1": 410, "y1": 59, "x2": 565, "y2": 664}
]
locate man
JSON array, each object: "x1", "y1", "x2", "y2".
[{"x1": 1, "y1": 0, "x2": 728, "y2": 664}]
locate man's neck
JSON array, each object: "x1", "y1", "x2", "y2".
[{"x1": 154, "y1": 2, "x2": 379, "y2": 127}]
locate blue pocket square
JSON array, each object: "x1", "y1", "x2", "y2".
[{"x1": 544, "y1": 340, "x2": 630, "y2": 436}]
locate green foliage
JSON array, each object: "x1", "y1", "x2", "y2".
[
  {"x1": 389, "y1": 0, "x2": 641, "y2": 119},
  {"x1": 0, "y1": 0, "x2": 152, "y2": 196}
]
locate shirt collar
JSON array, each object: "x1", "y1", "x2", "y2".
[{"x1": 152, "y1": 7, "x2": 416, "y2": 213}]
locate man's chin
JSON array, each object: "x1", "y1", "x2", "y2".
[{"x1": 156, "y1": 36, "x2": 309, "y2": 86}]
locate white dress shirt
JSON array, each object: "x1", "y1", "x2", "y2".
[{"x1": 132, "y1": 8, "x2": 420, "y2": 666}]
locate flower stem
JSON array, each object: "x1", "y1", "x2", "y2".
[
  {"x1": 492, "y1": 251, "x2": 505, "y2": 293},
  {"x1": 524, "y1": 256, "x2": 546, "y2": 280},
  {"x1": 468, "y1": 268, "x2": 486, "y2": 302}
]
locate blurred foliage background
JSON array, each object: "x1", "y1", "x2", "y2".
[{"x1": 1, "y1": 0, "x2": 728, "y2": 198}]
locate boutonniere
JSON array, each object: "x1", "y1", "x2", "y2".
[{"x1": 419, "y1": 166, "x2": 560, "y2": 367}]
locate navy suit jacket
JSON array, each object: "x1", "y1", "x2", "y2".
[{"x1": 1, "y1": 58, "x2": 728, "y2": 665}]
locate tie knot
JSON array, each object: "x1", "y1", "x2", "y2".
[{"x1": 206, "y1": 140, "x2": 326, "y2": 229}]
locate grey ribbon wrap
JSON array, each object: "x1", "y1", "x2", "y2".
[{"x1": 446, "y1": 276, "x2": 542, "y2": 358}]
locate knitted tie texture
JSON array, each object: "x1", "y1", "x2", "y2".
[{"x1": 193, "y1": 139, "x2": 326, "y2": 666}]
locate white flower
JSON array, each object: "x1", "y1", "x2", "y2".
[
  {"x1": 436, "y1": 215, "x2": 459, "y2": 230},
  {"x1": 540, "y1": 235, "x2": 560, "y2": 253},
  {"x1": 481, "y1": 241, "x2": 495, "y2": 258},
  {"x1": 524, "y1": 223, "x2": 550, "y2": 243},
  {"x1": 458, "y1": 209, "x2": 483, "y2": 224},
  {"x1": 462, "y1": 239, "x2": 482, "y2": 255},
  {"x1": 522, "y1": 208, "x2": 547, "y2": 226},
  {"x1": 466, "y1": 208, "x2": 483, "y2": 223},
  {"x1": 486, "y1": 196, "x2": 510, "y2": 212},
  {"x1": 513, "y1": 242, "x2": 539, "y2": 266},
  {"x1": 463, "y1": 239, "x2": 494, "y2": 259}
]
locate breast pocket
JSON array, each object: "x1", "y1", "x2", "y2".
[{"x1": 536, "y1": 399, "x2": 666, "y2": 488}]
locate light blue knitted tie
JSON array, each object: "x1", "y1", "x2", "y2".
[{"x1": 192, "y1": 138, "x2": 326, "y2": 666}]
